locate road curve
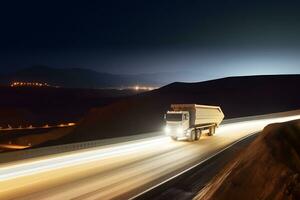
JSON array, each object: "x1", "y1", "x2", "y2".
[{"x1": 1, "y1": 113, "x2": 300, "y2": 200}]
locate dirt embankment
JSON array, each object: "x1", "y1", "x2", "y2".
[{"x1": 194, "y1": 120, "x2": 300, "y2": 200}]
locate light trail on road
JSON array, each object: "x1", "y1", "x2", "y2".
[
  {"x1": 0, "y1": 113, "x2": 300, "y2": 200},
  {"x1": 0, "y1": 136, "x2": 168, "y2": 181}
]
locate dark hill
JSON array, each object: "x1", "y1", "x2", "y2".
[
  {"x1": 0, "y1": 86, "x2": 138, "y2": 127},
  {"x1": 59, "y1": 74, "x2": 300, "y2": 143},
  {"x1": 0, "y1": 66, "x2": 162, "y2": 88}
]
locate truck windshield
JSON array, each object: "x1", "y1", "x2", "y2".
[{"x1": 166, "y1": 113, "x2": 182, "y2": 121}]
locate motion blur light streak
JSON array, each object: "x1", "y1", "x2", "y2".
[
  {"x1": 220, "y1": 115, "x2": 300, "y2": 134},
  {"x1": 0, "y1": 113, "x2": 300, "y2": 199},
  {"x1": 0, "y1": 136, "x2": 167, "y2": 181}
]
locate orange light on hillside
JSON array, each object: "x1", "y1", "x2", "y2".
[{"x1": 10, "y1": 81, "x2": 57, "y2": 88}]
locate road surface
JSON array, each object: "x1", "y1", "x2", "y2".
[{"x1": 0, "y1": 113, "x2": 300, "y2": 200}]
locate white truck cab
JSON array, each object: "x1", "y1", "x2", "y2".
[{"x1": 164, "y1": 111, "x2": 191, "y2": 140}]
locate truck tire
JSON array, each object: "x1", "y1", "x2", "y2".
[
  {"x1": 195, "y1": 131, "x2": 199, "y2": 140},
  {"x1": 195, "y1": 129, "x2": 201, "y2": 140},
  {"x1": 208, "y1": 126, "x2": 216, "y2": 136},
  {"x1": 208, "y1": 127, "x2": 213, "y2": 136},
  {"x1": 188, "y1": 131, "x2": 196, "y2": 141},
  {"x1": 212, "y1": 126, "x2": 216, "y2": 135}
]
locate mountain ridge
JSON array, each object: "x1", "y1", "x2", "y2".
[{"x1": 0, "y1": 66, "x2": 164, "y2": 88}]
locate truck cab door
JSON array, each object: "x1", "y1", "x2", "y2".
[{"x1": 183, "y1": 113, "x2": 190, "y2": 130}]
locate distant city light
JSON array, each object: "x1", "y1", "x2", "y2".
[
  {"x1": 132, "y1": 85, "x2": 157, "y2": 91},
  {"x1": 0, "y1": 122, "x2": 76, "y2": 131},
  {"x1": 10, "y1": 81, "x2": 59, "y2": 88}
]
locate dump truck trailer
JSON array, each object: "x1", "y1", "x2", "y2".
[{"x1": 164, "y1": 104, "x2": 224, "y2": 141}]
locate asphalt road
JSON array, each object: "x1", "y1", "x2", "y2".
[
  {"x1": 135, "y1": 133, "x2": 258, "y2": 200},
  {"x1": 1, "y1": 114, "x2": 300, "y2": 200}
]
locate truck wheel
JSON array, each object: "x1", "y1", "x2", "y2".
[
  {"x1": 208, "y1": 126, "x2": 215, "y2": 136},
  {"x1": 195, "y1": 132, "x2": 198, "y2": 140},
  {"x1": 195, "y1": 129, "x2": 201, "y2": 140},
  {"x1": 212, "y1": 126, "x2": 216, "y2": 134},
  {"x1": 197, "y1": 130, "x2": 202, "y2": 140},
  {"x1": 188, "y1": 131, "x2": 196, "y2": 141},
  {"x1": 171, "y1": 136, "x2": 177, "y2": 141},
  {"x1": 208, "y1": 127, "x2": 213, "y2": 136}
]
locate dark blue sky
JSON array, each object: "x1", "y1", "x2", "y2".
[{"x1": 1, "y1": 0, "x2": 300, "y2": 80}]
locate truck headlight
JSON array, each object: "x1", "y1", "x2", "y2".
[
  {"x1": 176, "y1": 127, "x2": 183, "y2": 134},
  {"x1": 165, "y1": 126, "x2": 170, "y2": 133}
]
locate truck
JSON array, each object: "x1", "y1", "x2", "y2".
[{"x1": 164, "y1": 104, "x2": 224, "y2": 141}]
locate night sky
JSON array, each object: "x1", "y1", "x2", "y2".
[{"x1": 1, "y1": 0, "x2": 300, "y2": 81}]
